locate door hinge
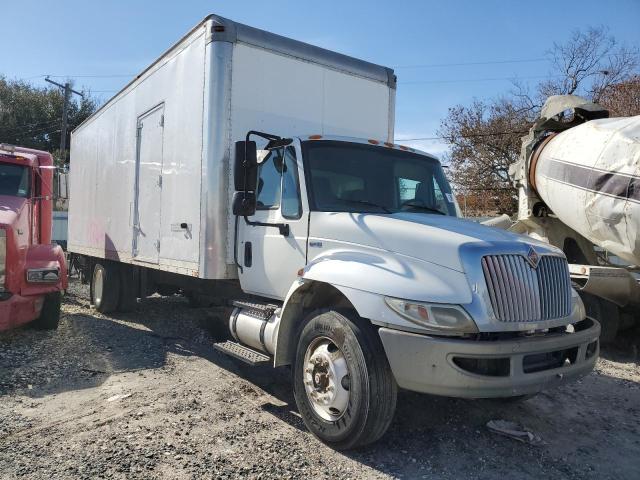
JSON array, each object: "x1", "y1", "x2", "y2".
[
  {"x1": 154, "y1": 240, "x2": 160, "y2": 251},
  {"x1": 159, "y1": 115, "x2": 164, "y2": 127},
  {"x1": 157, "y1": 175, "x2": 162, "y2": 187}
]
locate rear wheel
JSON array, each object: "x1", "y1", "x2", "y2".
[
  {"x1": 117, "y1": 265, "x2": 137, "y2": 312},
  {"x1": 31, "y1": 292, "x2": 62, "y2": 330},
  {"x1": 292, "y1": 309, "x2": 397, "y2": 450},
  {"x1": 91, "y1": 262, "x2": 120, "y2": 313}
]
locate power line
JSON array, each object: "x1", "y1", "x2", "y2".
[
  {"x1": 0, "y1": 119, "x2": 60, "y2": 132},
  {"x1": 393, "y1": 57, "x2": 548, "y2": 69},
  {"x1": 395, "y1": 129, "x2": 529, "y2": 142},
  {"x1": 0, "y1": 127, "x2": 62, "y2": 138},
  {"x1": 400, "y1": 74, "x2": 563, "y2": 85},
  {"x1": 28, "y1": 73, "x2": 135, "y2": 79},
  {"x1": 1, "y1": 124, "x2": 64, "y2": 137}
]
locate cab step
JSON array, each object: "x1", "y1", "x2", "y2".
[
  {"x1": 232, "y1": 300, "x2": 279, "y2": 320},
  {"x1": 213, "y1": 340, "x2": 271, "y2": 366}
]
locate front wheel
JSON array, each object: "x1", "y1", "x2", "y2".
[
  {"x1": 31, "y1": 292, "x2": 62, "y2": 330},
  {"x1": 292, "y1": 310, "x2": 397, "y2": 450}
]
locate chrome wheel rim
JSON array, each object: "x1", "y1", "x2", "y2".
[{"x1": 303, "y1": 337, "x2": 350, "y2": 421}]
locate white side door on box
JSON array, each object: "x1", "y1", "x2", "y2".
[{"x1": 133, "y1": 104, "x2": 165, "y2": 263}]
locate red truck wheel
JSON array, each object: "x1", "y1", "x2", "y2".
[{"x1": 32, "y1": 292, "x2": 62, "y2": 330}]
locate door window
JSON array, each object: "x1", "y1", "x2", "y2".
[
  {"x1": 281, "y1": 147, "x2": 302, "y2": 219},
  {"x1": 255, "y1": 146, "x2": 302, "y2": 218},
  {"x1": 256, "y1": 150, "x2": 283, "y2": 210}
]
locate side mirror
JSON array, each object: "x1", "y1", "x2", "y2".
[
  {"x1": 234, "y1": 141, "x2": 258, "y2": 192},
  {"x1": 55, "y1": 171, "x2": 69, "y2": 200},
  {"x1": 232, "y1": 191, "x2": 257, "y2": 217}
]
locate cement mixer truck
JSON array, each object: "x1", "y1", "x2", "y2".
[{"x1": 509, "y1": 95, "x2": 640, "y2": 341}]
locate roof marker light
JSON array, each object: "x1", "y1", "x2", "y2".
[
  {"x1": 384, "y1": 142, "x2": 394, "y2": 148},
  {"x1": 399, "y1": 145, "x2": 409, "y2": 150},
  {"x1": 308, "y1": 134, "x2": 323, "y2": 140},
  {"x1": 368, "y1": 139, "x2": 379, "y2": 145}
]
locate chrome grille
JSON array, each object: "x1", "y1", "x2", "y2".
[{"x1": 481, "y1": 254, "x2": 572, "y2": 322}]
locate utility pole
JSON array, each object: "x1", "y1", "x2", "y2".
[{"x1": 45, "y1": 77, "x2": 83, "y2": 162}]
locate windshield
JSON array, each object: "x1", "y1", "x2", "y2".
[
  {"x1": 0, "y1": 161, "x2": 30, "y2": 198},
  {"x1": 302, "y1": 141, "x2": 457, "y2": 216}
]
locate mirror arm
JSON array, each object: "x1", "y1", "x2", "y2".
[{"x1": 243, "y1": 216, "x2": 290, "y2": 237}]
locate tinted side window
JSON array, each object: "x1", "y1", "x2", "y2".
[
  {"x1": 281, "y1": 147, "x2": 301, "y2": 219},
  {"x1": 256, "y1": 150, "x2": 283, "y2": 210}
]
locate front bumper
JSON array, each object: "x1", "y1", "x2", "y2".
[
  {"x1": 378, "y1": 318, "x2": 600, "y2": 398},
  {"x1": 0, "y1": 293, "x2": 42, "y2": 331}
]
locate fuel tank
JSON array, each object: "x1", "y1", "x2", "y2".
[{"x1": 531, "y1": 115, "x2": 640, "y2": 265}]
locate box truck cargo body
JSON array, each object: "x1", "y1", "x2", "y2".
[
  {"x1": 69, "y1": 16, "x2": 395, "y2": 279},
  {"x1": 69, "y1": 16, "x2": 599, "y2": 450}
]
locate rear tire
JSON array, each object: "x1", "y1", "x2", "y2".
[
  {"x1": 31, "y1": 292, "x2": 62, "y2": 330},
  {"x1": 292, "y1": 309, "x2": 397, "y2": 450},
  {"x1": 117, "y1": 265, "x2": 137, "y2": 312},
  {"x1": 91, "y1": 262, "x2": 120, "y2": 313}
]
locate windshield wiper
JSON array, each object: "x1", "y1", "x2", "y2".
[
  {"x1": 402, "y1": 201, "x2": 447, "y2": 215},
  {"x1": 341, "y1": 199, "x2": 393, "y2": 213}
]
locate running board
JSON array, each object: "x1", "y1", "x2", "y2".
[{"x1": 213, "y1": 340, "x2": 271, "y2": 366}]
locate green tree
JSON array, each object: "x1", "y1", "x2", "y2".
[{"x1": 0, "y1": 76, "x2": 97, "y2": 164}]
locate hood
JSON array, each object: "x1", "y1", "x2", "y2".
[
  {"x1": 308, "y1": 212, "x2": 556, "y2": 272},
  {"x1": 0, "y1": 195, "x2": 27, "y2": 229}
]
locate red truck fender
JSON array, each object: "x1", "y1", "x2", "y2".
[{"x1": 21, "y1": 243, "x2": 68, "y2": 296}]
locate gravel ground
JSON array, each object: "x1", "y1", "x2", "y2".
[{"x1": 1, "y1": 279, "x2": 639, "y2": 479}]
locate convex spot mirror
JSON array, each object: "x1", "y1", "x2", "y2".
[
  {"x1": 232, "y1": 191, "x2": 257, "y2": 217},
  {"x1": 234, "y1": 141, "x2": 258, "y2": 192}
]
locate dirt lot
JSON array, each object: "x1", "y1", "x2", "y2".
[{"x1": 1, "y1": 280, "x2": 639, "y2": 480}]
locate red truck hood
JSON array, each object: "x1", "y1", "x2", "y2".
[{"x1": 0, "y1": 195, "x2": 27, "y2": 228}]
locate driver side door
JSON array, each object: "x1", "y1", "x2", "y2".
[{"x1": 237, "y1": 144, "x2": 308, "y2": 300}]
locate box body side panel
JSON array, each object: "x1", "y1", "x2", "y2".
[{"x1": 69, "y1": 25, "x2": 209, "y2": 276}]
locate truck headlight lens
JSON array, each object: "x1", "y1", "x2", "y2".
[
  {"x1": 384, "y1": 297, "x2": 478, "y2": 334},
  {"x1": 571, "y1": 290, "x2": 586, "y2": 320},
  {"x1": 26, "y1": 268, "x2": 59, "y2": 283}
]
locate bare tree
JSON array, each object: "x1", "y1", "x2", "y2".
[
  {"x1": 439, "y1": 27, "x2": 639, "y2": 216},
  {"x1": 540, "y1": 26, "x2": 639, "y2": 102}
]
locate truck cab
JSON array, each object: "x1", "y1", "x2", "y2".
[
  {"x1": 228, "y1": 133, "x2": 601, "y2": 449},
  {"x1": 0, "y1": 144, "x2": 67, "y2": 331}
]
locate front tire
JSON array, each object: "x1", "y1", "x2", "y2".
[
  {"x1": 31, "y1": 292, "x2": 62, "y2": 330},
  {"x1": 292, "y1": 309, "x2": 397, "y2": 450}
]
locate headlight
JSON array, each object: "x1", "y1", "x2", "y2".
[
  {"x1": 571, "y1": 290, "x2": 586, "y2": 320},
  {"x1": 384, "y1": 297, "x2": 478, "y2": 334},
  {"x1": 26, "y1": 268, "x2": 60, "y2": 283}
]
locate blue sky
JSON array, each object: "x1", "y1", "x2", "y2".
[{"x1": 2, "y1": 0, "x2": 639, "y2": 157}]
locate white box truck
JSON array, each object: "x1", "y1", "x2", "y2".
[{"x1": 69, "y1": 15, "x2": 600, "y2": 449}]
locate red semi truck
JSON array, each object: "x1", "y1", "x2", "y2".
[{"x1": 0, "y1": 144, "x2": 67, "y2": 331}]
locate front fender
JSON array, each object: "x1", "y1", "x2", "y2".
[{"x1": 273, "y1": 249, "x2": 472, "y2": 367}]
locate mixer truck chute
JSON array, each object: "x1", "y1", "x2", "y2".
[{"x1": 509, "y1": 94, "x2": 640, "y2": 340}]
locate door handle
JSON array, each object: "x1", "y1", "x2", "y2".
[{"x1": 244, "y1": 242, "x2": 252, "y2": 267}]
